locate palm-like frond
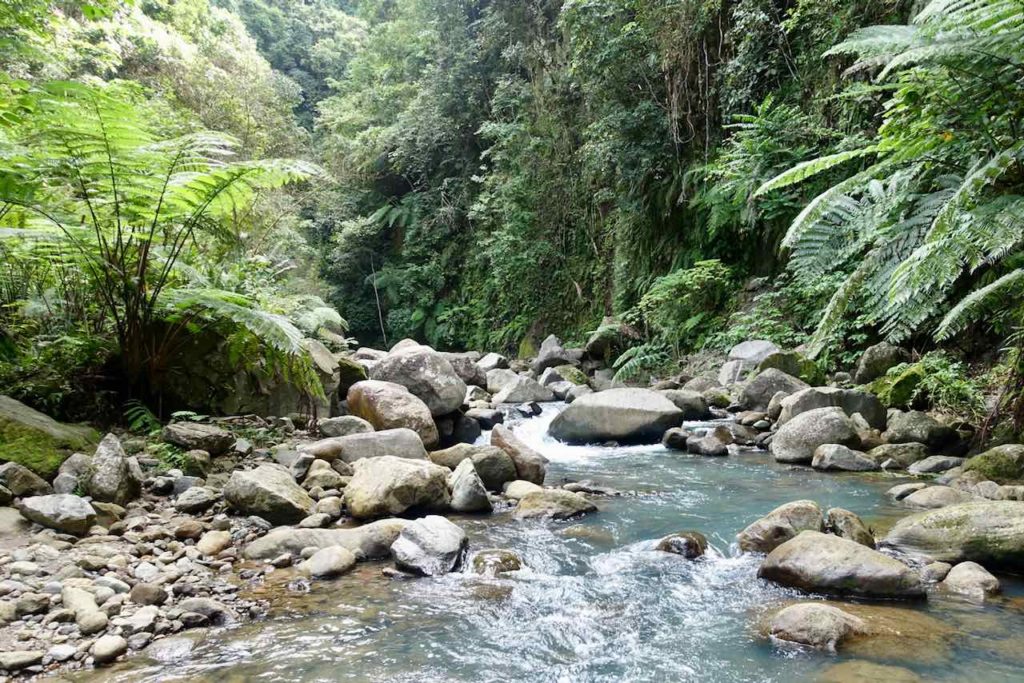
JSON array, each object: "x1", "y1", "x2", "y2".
[{"x1": 936, "y1": 269, "x2": 1024, "y2": 340}]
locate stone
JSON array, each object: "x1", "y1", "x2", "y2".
[
  {"x1": 344, "y1": 456, "x2": 451, "y2": 519},
  {"x1": 485, "y1": 368, "x2": 518, "y2": 395},
  {"x1": 565, "y1": 385, "x2": 594, "y2": 403},
  {"x1": 658, "y1": 389, "x2": 711, "y2": 419},
  {"x1": 429, "y1": 443, "x2": 517, "y2": 492},
  {"x1": 0, "y1": 394, "x2": 97, "y2": 478},
  {"x1": 963, "y1": 444, "x2": 1024, "y2": 483},
  {"x1": 654, "y1": 531, "x2": 707, "y2": 558},
  {"x1": 177, "y1": 597, "x2": 236, "y2": 625},
  {"x1": 686, "y1": 428, "x2": 731, "y2": 456},
  {"x1": 440, "y1": 352, "x2": 488, "y2": 387},
  {"x1": 503, "y1": 480, "x2": 544, "y2": 500},
  {"x1": 0, "y1": 461, "x2": 52, "y2": 497},
  {"x1": 471, "y1": 549, "x2": 523, "y2": 576},
  {"x1": 728, "y1": 340, "x2": 780, "y2": 363},
  {"x1": 196, "y1": 530, "x2": 232, "y2": 556},
  {"x1": 883, "y1": 411, "x2": 957, "y2": 451},
  {"x1": 318, "y1": 415, "x2": 374, "y2": 438},
  {"x1": 718, "y1": 360, "x2": 755, "y2": 385},
  {"x1": 759, "y1": 531, "x2": 924, "y2": 598},
  {"x1": 347, "y1": 380, "x2": 439, "y2": 448},
  {"x1": 490, "y1": 424, "x2": 548, "y2": 485},
  {"x1": 661, "y1": 427, "x2": 689, "y2": 450},
  {"x1": 907, "y1": 455, "x2": 965, "y2": 474},
  {"x1": 299, "y1": 512, "x2": 332, "y2": 528},
  {"x1": 739, "y1": 369, "x2": 808, "y2": 412},
  {"x1": 301, "y1": 428, "x2": 427, "y2": 464},
  {"x1": 865, "y1": 442, "x2": 929, "y2": 470},
  {"x1": 448, "y1": 459, "x2": 492, "y2": 513},
  {"x1": 47, "y1": 644, "x2": 77, "y2": 662},
  {"x1": 369, "y1": 345, "x2": 467, "y2": 416},
  {"x1": 53, "y1": 452, "x2": 91, "y2": 493},
  {"x1": 476, "y1": 352, "x2": 508, "y2": 373},
  {"x1": 390, "y1": 515, "x2": 468, "y2": 576},
  {"x1": 887, "y1": 483, "x2": 927, "y2": 502},
  {"x1": 812, "y1": 444, "x2": 879, "y2": 472},
  {"x1": 145, "y1": 635, "x2": 200, "y2": 662},
  {"x1": 854, "y1": 342, "x2": 911, "y2": 384},
  {"x1": 921, "y1": 561, "x2": 952, "y2": 582},
  {"x1": 549, "y1": 388, "x2": 683, "y2": 445},
  {"x1": 768, "y1": 603, "x2": 865, "y2": 651},
  {"x1": 0, "y1": 650, "x2": 44, "y2": 670},
  {"x1": 817, "y1": 661, "x2": 923, "y2": 683},
  {"x1": 881, "y1": 501, "x2": 1024, "y2": 566},
  {"x1": 777, "y1": 387, "x2": 886, "y2": 431},
  {"x1": 161, "y1": 422, "x2": 234, "y2": 455},
  {"x1": 940, "y1": 561, "x2": 1000, "y2": 601},
  {"x1": 301, "y1": 546, "x2": 357, "y2": 578},
  {"x1": 757, "y1": 351, "x2": 824, "y2": 385},
  {"x1": 901, "y1": 485, "x2": 972, "y2": 509},
  {"x1": 17, "y1": 494, "x2": 95, "y2": 535},
  {"x1": 91, "y1": 635, "x2": 128, "y2": 664},
  {"x1": 465, "y1": 385, "x2": 491, "y2": 403},
  {"x1": 737, "y1": 500, "x2": 824, "y2": 554},
  {"x1": 492, "y1": 375, "x2": 555, "y2": 404},
  {"x1": 532, "y1": 334, "x2": 575, "y2": 374},
  {"x1": 130, "y1": 583, "x2": 166, "y2": 606},
  {"x1": 466, "y1": 408, "x2": 502, "y2": 429},
  {"x1": 435, "y1": 411, "x2": 482, "y2": 448},
  {"x1": 513, "y1": 490, "x2": 597, "y2": 520},
  {"x1": 224, "y1": 464, "x2": 315, "y2": 524},
  {"x1": 243, "y1": 518, "x2": 408, "y2": 560},
  {"x1": 303, "y1": 459, "x2": 348, "y2": 490},
  {"x1": 175, "y1": 486, "x2": 220, "y2": 513},
  {"x1": 87, "y1": 433, "x2": 142, "y2": 505},
  {"x1": 771, "y1": 408, "x2": 860, "y2": 464},
  {"x1": 179, "y1": 449, "x2": 211, "y2": 477},
  {"x1": 825, "y1": 507, "x2": 874, "y2": 547}
]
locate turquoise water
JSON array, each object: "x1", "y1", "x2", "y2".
[{"x1": 95, "y1": 406, "x2": 1024, "y2": 683}]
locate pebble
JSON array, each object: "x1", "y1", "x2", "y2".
[{"x1": 91, "y1": 634, "x2": 128, "y2": 664}]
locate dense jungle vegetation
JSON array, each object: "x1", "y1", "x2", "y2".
[{"x1": 2, "y1": 0, "x2": 1023, "y2": 437}]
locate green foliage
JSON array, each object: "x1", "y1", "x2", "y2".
[
  {"x1": 871, "y1": 352, "x2": 985, "y2": 418},
  {"x1": 124, "y1": 399, "x2": 161, "y2": 434},
  {"x1": 150, "y1": 441, "x2": 188, "y2": 473},
  {"x1": 613, "y1": 343, "x2": 672, "y2": 384}
]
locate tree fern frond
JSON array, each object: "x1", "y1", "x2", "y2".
[
  {"x1": 754, "y1": 147, "x2": 879, "y2": 198},
  {"x1": 936, "y1": 269, "x2": 1024, "y2": 340}
]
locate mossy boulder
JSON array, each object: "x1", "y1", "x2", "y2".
[
  {"x1": 964, "y1": 445, "x2": 1024, "y2": 484},
  {"x1": 553, "y1": 364, "x2": 588, "y2": 386},
  {"x1": 756, "y1": 351, "x2": 824, "y2": 386},
  {"x1": 868, "y1": 363, "x2": 924, "y2": 408},
  {"x1": 0, "y1": 396, "x2": 98, "y2": 479}
]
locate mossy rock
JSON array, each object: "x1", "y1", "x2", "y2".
[
  {"x1": 554, "y1": 364, "x2": 588, "y2": 386},
  {"x1": 867, "y1": 363, "x2": 924, "y2": 408},
  {"x1": 336, "y1": 355, "x2": 368, "y2": 395},
  {"x1": 964, "y1": 445, "x2": 1024, "y2": 484},
  {"x1": 756, "y1": 351, "x2": 824, "y2": 385},
  {"x1": 517, "y1": 336, "x2": 537, "y2": 360},
  {"x1": 0, "y1": 395, "x2": 98, "y2": 479}
]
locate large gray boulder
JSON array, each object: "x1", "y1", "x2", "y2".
[
  {"x1": 759, "y1": 531, "x2": 925, "y2": 598},
  {"x1": 224, "y1": 464, "x2": 315, "y2": 524},
  {"x1": 549, "y1": 388, "x2": 683, "y2": 444},
  {"x1": 739, "y1": 369, "x2": 808, "y2": 412},
  {"x1": 391, "y1": 515, "x2": 468, "y2": 576},
  {"x1": 344, "y1": 456, "x2": 451, "y2": 519},
  {"x1": 87, "y1": 434, "x2": 141, "y2": 505},
  {"x1": 440, "y1": 353, "x2": 487, "y2": 387},
  {"x1": 532, "y1": 334, "x2": 575, "y2": 373},
  {"x1": 771, "y1": 407, "x2": 860, "y2": 464},
  {"x1": 491, "y1": 424, "x2": 548, "y2": 485},
  {"x1": 854, "y1": 342, "x2": 910, "y2": 384},
  {"x1": 428, "y1": 444, "x2": 516, "y2": 492},
  {"x1": 53, "y1": 453, "x2": 92, "y2": 494},
  {"x1": 737, "y1": 500, "x2": 824, "y2": 553},
  {"x1": 902, "y1": 486, "x2": 973, "y2": 510},
  {"x1": 0, "y1": 462, "x2": 52, "y2": 497},
  {"x1": 18, "y1": 494, "x2": 95, "y2": 535},
  {"x1": 812, "y1": 444, "x2": 879, "y2": 472},
  {"x1": 161, "y1": 422, "x2": 233, "y2": 456},
  {"x1": 492, "y1": 376, "x2": 555, "y2": 404},
  {"x1": 347, "y1": 380, "x2": 439, "y2": 448},
  {"x1": 778, "y1": 387, "x2": 886, "y2": 431},
  {"x1": 318, "y1": 415, "x2": 374, "y2": 438},
  {"x1": 244, "y1": 519, "x2": 408, "y2": 560},
  {"x1": 301, "y1": 428, "x2": 427, "y2": 463},
  {"x1": 768, "y1": 603, "x2": 865, "y2": 651},
  {"x1": 658, "y1": 390, "x2": 711, "y2": 420},
  {"x1": 369, "y1": 345, "x2": 467, "y2": 416},
  {"x1": 881, "y1": 501, "x2": 1024, "y2": 565},
  {"x1": 485, "y1": 368, "x2": 518, "y2": 395},
  {"x1": 729, "y1": 340, "x2": 780, "y2": 363},
  {"x1": 476, "y1": 353, "x2": 508, "y2": 373},
  {"x1": 448, "y1": 459, "x2": 492, "y2": 513},
  {"x1": 883, "y1": 411, "x2": 957, "y2": 452}
]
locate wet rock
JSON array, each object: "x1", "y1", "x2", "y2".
[
  {"x1": 768, "y1": 602, "x2": 865, "y2": 651},
  {"x1": 145, "y1": 635, "x2": 201, "y2": 662},
  {"x1": 161, "y1": 422, "x2": 234, "y2": 456},
  {"x1": 87, "y1": 433, "x2": 142, "y2": 505},
  {"x1": 865, "y1": 442, "x2": 929, "y2": 470},
  {"x1": 17, "y1": 493, "x2": 95, "y2": 535},
  {"x1": 347, "y1": 380, "x2": 439, "y2": 448},
  {"x1": 940, "y1": 561, "x2": 1000, "y2": 601},
  {"x1": 503, "y1": 480, "x2": 544, "y2": 500},
  {"x1": 429, "y1": 443, "x2": 517, "y2": 492},
  {"x1": 902, "y1": 485, "x2": 972, "y2": 509},
  {"x1": 301, "y1": 546, "x2": 357, "y2": 578},
  {"x1": 737, "y1": 500, "x2": 824, "y2": 554},
  {"x1": 448, "y1": 459, "x2": 492, "y2": 513},
  {"x1": 812, "y1": 444, "x2": 879, "y2": 472},
  {"x1": 921, "y1": 561, "x2": 952, "y2": 582},
  {"x1": 661, "y1": 427, "x2": 689, "y2": 450},
  {"x1": 907, "y1": 455, "x2": 965, "y2": 474},
  {"x1": 771, "y1": 407, "x2": 860, "y2": 464},
  {"x1": 759, "y1": 531, "x2": 925, "y2": 598},
  {"x1": 825, "y1": 507, "x2": 874, "y2": 548},
  {"x1": 887, "y1": 482, "x2": 927, "y2": 501},
  {"x1": 244, "y1": 518, "x2": 408, "y2": 560},
  {"x1": 391, "y1": 515, "x2": 468, "y2": 576},
  {"x1": 854, "y1": 342, "x2": 911, "y2": 384},
  {"x1": 224, "y1": 464, "x2": 315, "y2": 524},
  {"x1": 318, "y1": 415, "x2": 374, "y2": 438},
  {"x1": 175, "y1": 486, "x2": 220, "y2": 513},
  {"x1": 549, "y1": 388, "x2": 684, "y2": 445},
  {"x1": 369, "y1": 344, "x2": 467, "y2": 416},
  {"x1": 344, "y1": 456, "x2": 451, "y2": 519},
  {"x1": 817, "y1": 661, "x2": 922, "y2": 683},
  {"x1": 471, "y1": 549, "x2": 523, "y2": 576},
  {"x1": 466, "y1": 408, "x2": 502, "y2": 429},
  {"x1": 655, "y1": 531, "x2": 707, "y2": 558},
  {"x1": 739, "y1": 369, "x2": 808, "y2": 412},
  {"x1": 686, "y1": 429, "x2": 730, "y2": 457},
  {"x1": 513, "y1": 490, "x2": 597, "y2": 520},
  {"x1": 0, "y1": 461, "x2": 52, "y2": 497},
  {"x1": 884, "y1": 411, "x2": 957, "y2": 452},
  {"x1": 301, "y1": 428, "x2": 427, "y2": 464},
  {"x1": 490, "y1": 424, "x2": 548, "y2": 485}
]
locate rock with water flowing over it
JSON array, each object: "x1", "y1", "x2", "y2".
[
  {"x1": 492, "y1": 375, "x2": 555, "y2": 404},
  {"x1": 738, "y1": 369, "x2": 808, "y2": 412},
  {"x1": 301, "y1": 546, "x2": 357, "y2": 578},
  {"x1": 18, "y1": 493, "x2": 96, "y2": 535},
  {"x1": 448, "y1": 459, "x2": 492, "y2": 513},
  {"x1": 777, "y1": 387, "x2": 886, "y2": 431},
  {"x1": 391, "y1": 515, "x2": 468, "y2": 576},
  {"x1": 244, "y1": 518, "x2": 408, "y2": 559},
  {"x1": 224, "y1": 464, "x2": 315, "y2": 524},
  {"x1": 940, "y1": 561, "x2": 1000, "y2": 601},
  {"x1": 513, "y1": 489, "x2": 597, "y2": 520},
  {"x1": 759, "y1": 531, "x2": 925, "y2": 599},
  {"x1": 301, "y1": 428, "x2": 428, "y2": 463},
  {"x1": 548, "y1": 388, "x2": 684, "y2": 445},
  {"x1": 490, "y1": 424, "x2": 548, "y2": 485},
  {"x1": 86, "y1": 434, "x2": 142, "y2": 505},
  {"x1": 737, "y1": 500, "x2": 824, "y2": 554},
  {"x1": 344, "y1": 455, "x2": 451, "y2": 519},
  {"x1": 318, "y1": 415, "x2": 374, "y2": 438},
  {"x1": 883, "y1": 411, "x2": 958, "y2": 452},
  {"x1": 825, "y1": 507, "x2": 875, "y2": 548},
  {"x1": 812, "y1": 444, "x2": 879, "y2": 472},
  {"x1": 655, "y1": 531, "x2": 708, "y2": 558},
  {"x1": 768, "y1": 603, "x2": 866, "y2": 651},
  {"x1": 161, "y1": 421, "x2": 234, "y2": 455},
  {"x1": 369, "y1": 343, "x2": 467, "y2": 416},
  {"x1": 771, "y1": 407, "x2": 861, "y2": 465},
  {"x1": 0, "y1": 461, "x2": 52, "y2": 497},
  {"x1": 881, "y1": 501, "x2": 1024, "y2": 565},
  {"x1": 901, "y1": 485, "x2": 972, "y2": 509},
  {"x1": 471, "y1": 549, "x2": 523, "y2": 576},
  {"x1": 347, "y1": 380, "x2": 439, "y2": 448}
]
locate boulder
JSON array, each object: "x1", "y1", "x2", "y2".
[
  {"x1": 18, "y1": 494, "x2": 95, "y2": 535},
  {"x1": 302, "y1": 459, "x2": 348, "y2": 490},
  {"x1": 471, "y1": 549, "x2": 523, "y2": 576},
  {"x1": 485, "y1": 368, "x2": 518, "y2": 395},
  {"x1": 825, "y1": 507, "x2": 874, "y2": 547},
  {"x1": 540, "y1": 365, "x2": 588, "y2": 387},
  {"x1": 818, "y1": 661, "x2": 923, "y2": 683},
  {"x1": 465, "y1": 385, "x2": 491, "y2": 403},
  {"x1": 335, "y1": 354, "x2": 369, "y2": 396},
  {"x1": 662, "y1": 427, "x2": 689, "y2": 451},
  {"x1": 440, "y1": 352, "x2": 488, "y2": 387},
  {"x1": 448, "y1": 459, "x2": 492, "y2": 513},
  {"x1": 907, "y1": 455, "x2": 965, "y2": 475},
  {"x1": 940, "y1": 561, "x2": 1000, "y2": 601},
  {"x1": 771, "y1": 408, "x2": 860, "y2": 464},
  {"x1": 429, "y1": 444, "x2": 516, "y2": 492},
  {"x1": 901, "y1": 485, "x2": 972, "y2": 509},
  {"x1": 503, "y1": 480, "x2": 544, "y2": 500},
  {"x1": 301, "y1": 428, "x2": 427, "y2": 464},
  {"x1": 654, "y1": 531, "x2": 708, "y2": 558},
  {"x1": 963, "y1": 444, "x2": 1024, "y2": 483},
  {"x1": 476, "y1": 352, "x2": 508, "y2": 373},
  {"x1": 777, "y1": 387, "x2": 886, "y2": 431},
  {"x1": 739, "y1": 369, "x2": 808, "y2": 412},
  {"x1": 301, "y1": 546, "x2": 356, "y2": 578},
  {"x1": 854, "y1": 342, "x2": 911, "y2": 384},
  {"x1": 865, "y1": 443, "x2": 929, "y2": 470},
  {"x1": 686, "y1": 428, "x2": 731, "y2": 456},
  {"x1": 244, "y1": 518, "x2": 408, "y2": 560},
  {"x1": 737, "y1": 500, "x2": 824, "y2": 553},
  {"x1": 728, "y1": 340, "x2": 780, "y2": 363},
  {"x1": 344, "y1": 456, "x2": 451, "y2": 519},
  {"x1": 887, "y1": 482, "x2": 928, "y2": 501},
  {"x1": 759, "y1": 531, "x2": 924, "y2": 598},
  {"x1": 87, "y1": 434, "x2": 142, "y2": 505},
  {"x1": 435, "y1": 411, "x2": 481, "y2": 448},
  {"x1": 161, "y1": 422, "x2": 233, "y2": 456},
  {"x1": 513, "y1": 490, "x2": 597, "y2": 520},
  {"x1": 492, "y1": 375, "x2": 555, "y2": 404},
  {"x1": 53, "y1": 452, "x2": 91, "y2": 494},
  {"x1": 881, "y1": 501, "x2": 1024, "y2": 565},
  {"x1": 812, "y1": 444, "x2": 879, "y2": 472},
  {"x1": 91, "y1": 635, "x2": 128, "y2": 665},
  {"x1": 548, "y1": 388, "x2": 683, "y2": 444},
  {"x1": 390, "y1": 515, "x2": 468, "y2": 576},
  {"x1": 718, "y1": 360, "x2": 755, "y2": 386},
  {"x1": 318, "y1": 415, "x2": 374, "y2": 438},
  {"x1": 0, "y1": 394, "x2": 98, "y2": 478},
  {"x1": 175, "y1": 486, "x2": 220, "y2": 513},
  {"x1": 370, "y1": 345, "x2": 466, "y2": 416},
  {"x1": 224, "y1": 464, "x2": 315, "y2": 524},
  {"x1": 466, "y1": 408, "x2": 502, "y2": 429},
  {"x1": 756, "y1": 351, "x2": 823, "y2": 385},
  {"x1": 490, "y1": 424, "x2": 548, "y2": 485},
  {"x1": 768, "y1": 603, "x2": 865, "y2": 651},
  {"x1": 658, "y1": 390, "x2": 711, "y2": 419},
  {"x1": 883, "y1": 411, "x2": 957, "y2": 452},
  {"x1": 347, "y1": 380, "x2": 439, "y2": 448},
  {"x1": 532, "y1": 334, "x2": 574, "y2": 373},
  {"x1": 0, "y1": 462, "x2": 51, "y2": 497}
]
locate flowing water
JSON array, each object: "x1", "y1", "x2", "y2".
[{"x1": 92, "y1": 405, "x2": 1024, "y2": 683}]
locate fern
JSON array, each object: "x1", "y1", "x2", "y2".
[
  {"x1": 124, "y1": 399, "x2": 161, "y2": 434},
  {"x1": 613, "y1": 343, "x2": 670, "y2": 383}
]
